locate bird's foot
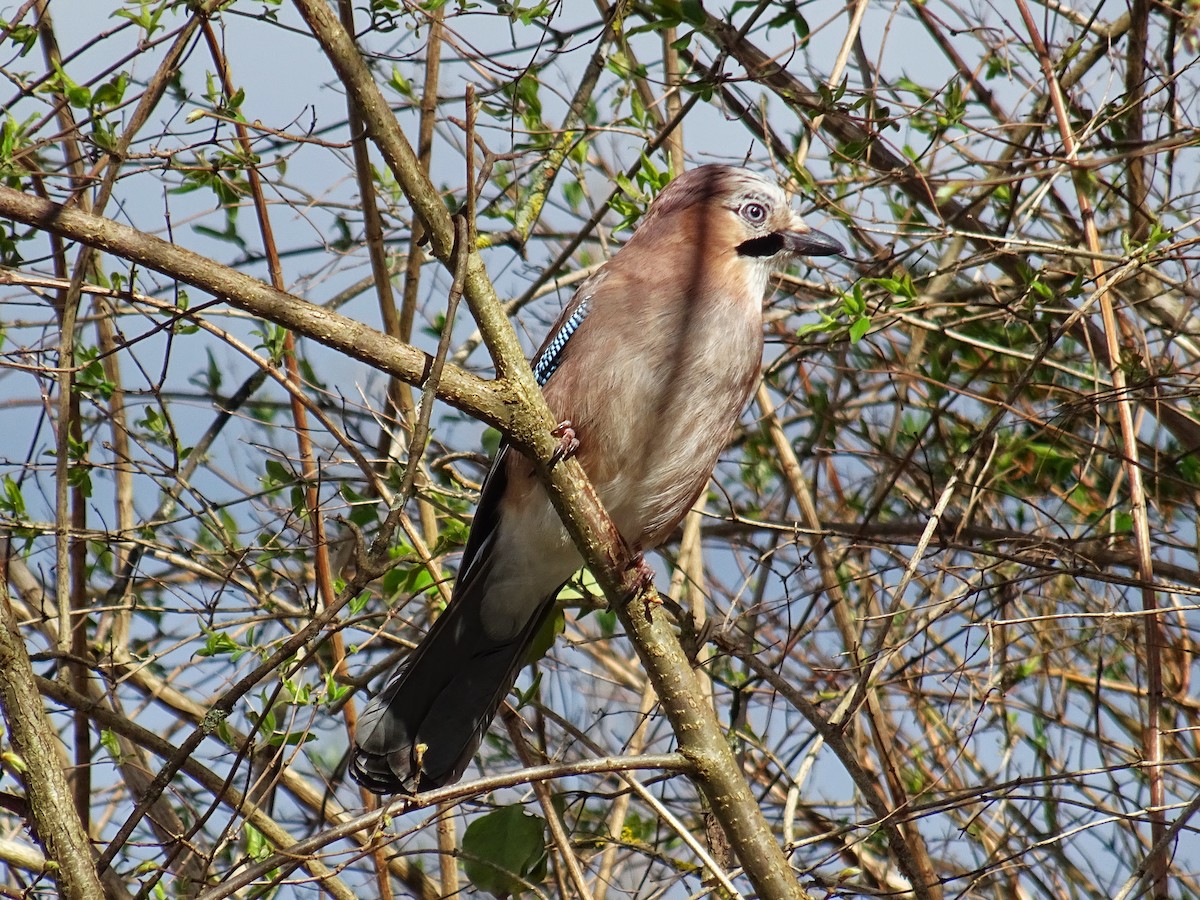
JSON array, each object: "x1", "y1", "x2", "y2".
[
  {"x1": 549, "y1": 420, "x2": 580, "y2": 467},
  {"x1": 626, "y1": 557, "x2": 661, "y2": 617}
]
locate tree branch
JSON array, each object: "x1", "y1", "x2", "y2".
[
  {"x1": 0, "y1": 561, "x2": 103, "y2": 900},
  {"x1": 0, "y1": 187, "x2": 507, "y2": 429}
]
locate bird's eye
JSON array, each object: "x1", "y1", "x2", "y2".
[{"x1": 740, "y1": 201, "x2": 768, "y2": 225}]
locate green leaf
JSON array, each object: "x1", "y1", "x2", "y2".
[
  {"x1": 243, "y1": 822, "x2": 271, "y2": 861},
  {"x1": 325, "y1": 671, "x2": 351, "y2": 704},
  {"x1": 463, "y1": 805, "x2": 547, "y2": 896},
  {"x1": 0, "y1": 18, "x2": 36, "y2": 56},
  {"x1": 679, "y1": 0, "x2": 705, "y2": 26},
  {"x1": 76, "y1": 349, "x2": 115, "y2": 400},
  {"x1": 112, "y1": 0, "x2": 167, "y2": 39},
  {"x1": 869, "y1": 273, "x2": 916, "y2": 302},
  {"x1": 526, "y1": 605, "x2": 564, "y2": 664},
  {"x1": 349, "y1": 591, "x2": 371, "y2": 615},
  {"x1": 670, "y1": 30, "x2": 694, "y2": 51},
  {"x1": 402, "y1": 565, "x2": 435, "y2": 595},
  {"x1": 68, "y1": 464, "x2": 93, "y2": 498},
  {"x1": 195, "y1": 631, "x2": 241, "y2": 657},
  {"x1": 0, "y1": 476, "x2": 27, "y2": 517},
  {"x1": 849, "y1": 316, "x2": 871, "y2": 343},
  {"x1": 266, "y1": 728, "x2": 315, "y2": 747},
  {"x1": 99, "y1": 729, "x2": 121, "y2": 761},
  {"x1": 92, "y1": 72, "x2": 129, "y2": 109},
  {"x1": 262, "y1": 458, "x2": 292, "y2": 492},
  {"x1": 561, "y1": 178, "x2": 583, "y2": 211},
  {"x1": 481, "y1": 426, "x2": 502, "y2": 458},
  {"x1": 796, "y1": 311, "x2": 839, "y2": 337},
  {"x1": 766, "y1": 2, "x2": 808, "y2": 39}
]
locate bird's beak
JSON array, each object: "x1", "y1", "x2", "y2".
[
  {"x1": 739, "y1": 214, "x2": 845, "y2": 259},
  {"x1": 779, "y1": 218, "x2": 844, "y2": 257}
]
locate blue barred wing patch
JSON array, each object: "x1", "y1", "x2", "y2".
[{"x1": 531, "y1": 299, "x2": 590, "y2": 386}]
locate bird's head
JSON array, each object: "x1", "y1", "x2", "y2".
[{"x1": 631, "y1": 165, "x2": 843, "y2": 288}]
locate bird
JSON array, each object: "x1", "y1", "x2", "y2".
[{"x1": 350, "y1": 164, "x2": 843, "y2": 793}]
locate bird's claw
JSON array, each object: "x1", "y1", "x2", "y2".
[
  {"x1": 549, "y1": 420, "x2": 580, "y2": 467},
  {"x1": 624, "y1": 558, "x2": 661, "y2": 617}
]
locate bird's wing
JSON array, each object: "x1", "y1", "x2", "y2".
[
  {"x1": 529, "y1": 277, "x2": 597, "y2": 386},
  {"x1": 454, "y1": 276, "x2": 600, "y2": 577}
]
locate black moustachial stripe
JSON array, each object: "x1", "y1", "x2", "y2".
[
  {"x1": 737, "y1": 233, "x2": 785, "y2": 258},
  {"x1": 531, "y1": 299, "x2": 590, "y2": 386}
]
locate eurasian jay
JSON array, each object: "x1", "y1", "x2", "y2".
[{"x1": 350, "y1": 164, "x2": 843, "y2": 793}]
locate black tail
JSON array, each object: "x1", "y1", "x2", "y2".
[{"x1": 350, "y1": 581, "x2": 556, "y2": 793}]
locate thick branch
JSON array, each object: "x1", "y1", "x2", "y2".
[
  {"x1": 0, "y1": 188, "x2": 507, "y2": 429},
  {"x1": 0, "y1": 573, "x2": 103, "y2": 900}
]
